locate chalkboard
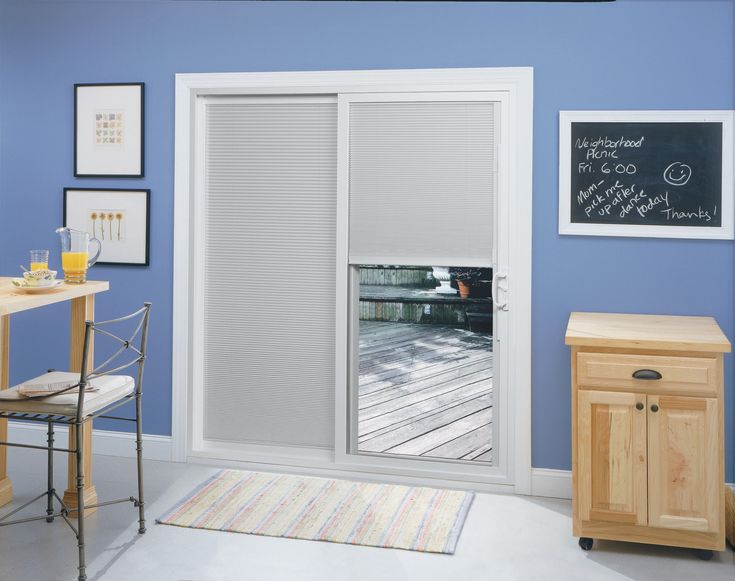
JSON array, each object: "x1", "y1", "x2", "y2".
[{"x1": 559, "y1": 112, "x2": 733, "y2": 239}]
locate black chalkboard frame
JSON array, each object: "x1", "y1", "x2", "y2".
[{"x1": 558, "y1": 111, "x2": 734, "y2": 240}]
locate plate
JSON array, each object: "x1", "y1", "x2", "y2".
[{"x1": 11, "y1": 279, "x2": 63, "y2": 293}]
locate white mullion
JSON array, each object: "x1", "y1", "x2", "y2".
[
  {"x1": 334, "y1": 94, "x2": 352, "y2": 464},
  {"x1": 191, "y1": 95, "x2": 208, "y2": 455}
]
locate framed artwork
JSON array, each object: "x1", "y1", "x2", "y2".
[
  {"x1": 64, "y1": 188, "x2": 150, "y2": 266},
  {"x1": 74, "y1": 83, "x2": 145, "y2": 177}
]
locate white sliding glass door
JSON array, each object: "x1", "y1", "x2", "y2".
[
  {"x1": 195, "y1": 96, "x2": 337, "y2": 452},
  {"x1": 176, "y1": 69, "x2": 532, "y2": 490}
]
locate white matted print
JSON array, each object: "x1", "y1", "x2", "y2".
[
  {"x1": 64, "y1": 188, "x2": 150, "y2": 265},
  {"x1": 75, "y1": 83, "x2": 144, "y2": 177}
]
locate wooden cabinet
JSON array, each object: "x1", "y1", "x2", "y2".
[
  {"x1": 577, "y1": 390, "x2": 648, "y2": 526},
  {"x1": 566, "y1": 312, "x2": 730, "y2": 555},
  {"x1": 647, "y1": 395, "x2": 720, "y2": 533}
]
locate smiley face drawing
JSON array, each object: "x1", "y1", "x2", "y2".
[{"x1": 663, "y1": 162, "x2": 692, "y2": 186}]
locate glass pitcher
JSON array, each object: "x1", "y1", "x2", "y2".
[{"x1": 56, "y1": 227, "x2": 102, "y2": 284}]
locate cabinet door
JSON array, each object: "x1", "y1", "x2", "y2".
[
  {"x1": 648, "y1": 395, "x2": 720, "y2": 532},
  {"x1": 578, "y1": 390, "x2": 647, "y2": 525}
]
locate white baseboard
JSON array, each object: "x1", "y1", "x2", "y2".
[
  {"x1": 8, "y1": 421, "x2": 172, "y2": 462},
  {"x1": 531, "y1": 468, "x2": 572, "y2": 499},
  {"x1": 6, "y1": 425, "x2": 731, "y2": 499}
]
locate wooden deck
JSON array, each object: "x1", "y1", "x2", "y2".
[{"x1": 357, "y1": 321, "x2": 493, "y2": 464}]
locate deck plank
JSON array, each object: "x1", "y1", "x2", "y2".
[
  {"x1": 472, "y1": 450, "x2": 494, "y2": 463},
  {"x1": 359, "y1": 340, "x2": 479, "y2": 376},
  {"x1": 360, "y1": 348, "x2": 484, "y2": 390},
  {"x1": 358, "y1": 322, "x2": 493, "y2": 464},
  {"x1": 422, "y1": 423, "x2": 493, "y2": 460},
  {"x1": 360, "y1": 394, "x2": 491, "y2": 452},
  {"x1": 461, "y1": 441, "x2": 493, "y2": 461},
  {"x1": 359, "y1": 371, "x2": 492, "y2": 419},
  {"x1": 386, "y1": 409, "x2": 490, "y2": 456},
  {"x1": 359, "y1": 383, "x2": 491, "y2": 438},
  {"x1": 360, "y1": 332, "x2": 484, "y2": 364},
  {"x1": 360, "y1": 359, "x2": 492, "y2": 407}
]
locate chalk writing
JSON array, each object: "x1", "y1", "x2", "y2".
[{"x1": 569, "y1": 121, "x2": 723, "y2": 228}]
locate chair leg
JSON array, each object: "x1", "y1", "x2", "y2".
[
  {"x1": 135, "y1": 393, "x2": 146, "y2": 534},
  {"x1": 46, "y1": 420, "x2": 54, "y2": 523},
  {"x1": 75, "y1": 421, "x2": 87, "y2": 581}
]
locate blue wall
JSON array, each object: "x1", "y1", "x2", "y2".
[{"x1": 0, "y1": 0, "x2": 733, "y2": 480}]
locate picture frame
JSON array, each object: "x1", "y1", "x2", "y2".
[
  {"x1": 558, "y1": 110, "x2": 734, "y2": 240},
  {"x1": 64, "y1": 188, "x2": 150, "y2": 266},
  {"x1": 74, "y1": 83, "x2": 145, "y2": 177}
]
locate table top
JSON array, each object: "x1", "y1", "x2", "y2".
[
  {"x1": 565, "y1": 311, "x2": 731, "y2": 353},
  {"x1": 0, "y1": 277, "x2": 109, "y2": 316}
]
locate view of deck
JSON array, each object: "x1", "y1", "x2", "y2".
[{"x1": 357, "y1": 321, "x2": 493, "y2": 464}]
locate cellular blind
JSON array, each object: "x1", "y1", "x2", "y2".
[
  {"x1": 203, "y1": 99, "x2": 336, "y2": 448},
  {"x1": 348, "y1": 99, "x2": 497, "y2": 266}
]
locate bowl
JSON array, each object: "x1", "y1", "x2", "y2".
[{"x1": 22, "y1": 269, "x2": 58, "y2": 287}]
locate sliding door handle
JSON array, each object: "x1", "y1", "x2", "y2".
[{"x1": 492, "y1": 272, "x2": 508, "y2": 311}]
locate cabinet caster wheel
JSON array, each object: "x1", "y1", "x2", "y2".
[
  {"x1": 696, "y1": 549, "x2": 713, "y2": 561},
  {"x1": 578, "y1": 537, "x2": 593, "y2": 551}
]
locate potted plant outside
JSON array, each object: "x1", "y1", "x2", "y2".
[{"x1": 450, "y1": 267, "x2": 484, "y2": 298}]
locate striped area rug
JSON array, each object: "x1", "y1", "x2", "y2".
[{"x1": 157, "y1": 470, "x2": 474, "y2": 554}]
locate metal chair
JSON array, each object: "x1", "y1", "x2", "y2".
[{"x1": 0, "y1": 303, "x2": 151, "y2": 581}]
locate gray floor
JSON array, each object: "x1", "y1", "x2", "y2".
[
  {"x1": 358, "y1": 322, "x2": 493, "y2": 462},
  {"x1": 0, "y1": 447, "x2": 733, "y2": 581}
]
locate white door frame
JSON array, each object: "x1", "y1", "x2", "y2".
[{"x1": 172, "y1": 68, "x2": 533, "y2": 494}]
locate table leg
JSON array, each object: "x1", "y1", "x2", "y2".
[
  {"x1": 0, "y1": 315, "x2": 12, "y2": 507},
  {"x1": 63, "y1": 296, "x2": 98, "y2": 516}
]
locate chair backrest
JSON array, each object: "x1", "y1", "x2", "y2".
[{"x1": 76, "y1": 302, "x2": 152, "y2": 421}]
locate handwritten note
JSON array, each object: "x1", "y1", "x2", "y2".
[{"x1": 569, "y1": 122, "x2": 723, "y2": 227}]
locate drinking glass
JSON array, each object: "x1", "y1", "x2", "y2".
[{"x1": 30, "y1": 249, "x2": 49, "y2": 271}]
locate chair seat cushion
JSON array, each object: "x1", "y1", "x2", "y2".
[{"x1": 0, "y1": 371, "x2": 135, "y2": 417}]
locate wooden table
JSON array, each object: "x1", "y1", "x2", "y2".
[{"x1": 0, "y1": 277, "x2": 109, "y2": 515}]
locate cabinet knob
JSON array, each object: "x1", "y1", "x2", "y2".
[
  {"x1": 632, "y1": 369, "x2": 662, "y2": 380},
  {"x1": 635, "y1": 402, "x2": 644, "y2": 411},
  {"x1": 650, "y1": 404, "x2": 659, "y2": 413}
]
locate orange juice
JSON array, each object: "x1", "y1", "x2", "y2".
[
  {"x1": 62, "y1": 251, "x2": 89, "y2": 283},
  {"x1": 30, "y1": 249, "x2": 49, "y2": 271}
]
